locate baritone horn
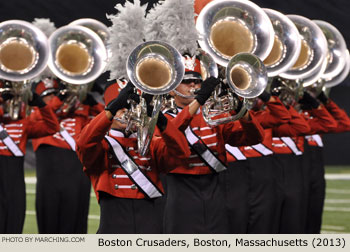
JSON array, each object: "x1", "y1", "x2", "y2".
[
  {"x1": 283, "y1": 19, "x2": 347, "y2": 100},
  {"x1": 262, "y1": 9, "x2": 301, "y2": 77},
  {"x1": 268, "y1": 15, "x2": 328, "y2": 105},
  {"x1": 69, "y1": 18, "x2": 111, "y2": 61},
  {"x1": 304, "y1": 20, "x2": 348, "y2": 93},
  {"x1": 202, "y1": 52, "x2": 268, "y2": 126},
  {"x1": 0, "y1": 20, "x2": 49, "y2": 120},
  {"x1": 125, "y1": 41, "x2": 184, "y2": 156},
  {"x1": 196, "y1": 0, "x2": 274, "y2": 66},
  {"x1": 47, "y1": 25, "x2": 107, "y2": 113},
  {"x1": 279, "y1": 15, "x2": 328, "y2": 82},
  {"x1": 196, "y1": 0, "x2": 272, "y2": 125}
]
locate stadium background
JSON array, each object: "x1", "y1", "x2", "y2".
[{"x1": 0, "y1": 0, "x2": 349, "y2": 234}]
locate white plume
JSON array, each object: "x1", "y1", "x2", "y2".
[
  {"x1": 145, "y1": 0, "x2": 198, "y2": 56},
  {"x1": 32, "y1": 18, "x2": 56, "y2": 37},
  {"x1": 32, "y1": 18, "x2": 57, "y2": 82},
  {"x1": 106, "y1": 0, "x2": 147, "y2": 80}
]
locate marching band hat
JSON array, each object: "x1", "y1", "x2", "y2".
[
  {"x1": 103, "y1": 79, "x2": 127, "y2": 105},
  {"x1": 183, "y1": 55, "x2": 202, "y2": 80}
]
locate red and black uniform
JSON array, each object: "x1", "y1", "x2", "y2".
[
  {"x1": 31, "y1": 90, "x2": 102, "y2": 234},
  {"x1": 223, "y1": 97, "x2": 291, "y2": 234},
  {"x1": 299, "y1": 105, "x2": 337, "y2": 233},
  {"x1": 272, "y1": 105, "x2": 336, "y2": 234},
  {"x1": 76, "y1": 109, "x2": 190, "y2": 234},
  {"x1": 303, "y1": 99, "x2": 349, "y2": 233},
  {"x1": 0, "y1": 104, "x2": 59, "y2": 233},
  {"x1": 164, "y1": 106, "x2": 264, "y2": 233},
  {"x1": 325, "y1": 99, "x2": 350, "y2": 133}
]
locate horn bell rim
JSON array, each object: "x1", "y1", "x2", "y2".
[
  {"x1": 48, "y1": 25, "x2": 107, "y2": 85},
  {"x1": 126, "y1": 40, "x2": 184, "y2": 95},
  {"x1": 196, "y1": 0, "x2": 274, "y2": 67},
  {"x1": 0, "y1": 20, "x2": 49, "y2": 82},
  {"x1": 279, "y1": 15, "x2": 328, "y2": 80},
  {"x1": 263, "y1": 9, "x2": 301, "y2": 77}
]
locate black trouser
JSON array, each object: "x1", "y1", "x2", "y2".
[
  {"x1": 302, "y1": 145, "x2": 325, "y2": 233},
  {"x1": 0, "y1": 156, "x2": 25, "y2": 234},
  {"x1": 158, "y1": 173, "x2": 168, "y2": 233},
  {"x1": 97, "y1": 192, "x2": 163, "y2": 234},
  {"x1": 222, "y1": 160, "x2": 250, "y2": 233},
  {"x1": 223, "y1": 156, "x2": 279, "y2": 234},
  {"x1": 272, "y1": 153, "x2": 304, "y2": 234},
  {"x1": 35, "y1": 145, "x2": 91, "y2": 234},
  {"x1": 247, "y1": 156, "x2": 279, "y2": 233},
  {"x1": 164, "y1": 173, "x2": 229, "y2": 234}
]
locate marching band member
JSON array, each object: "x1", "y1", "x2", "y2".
[
  {"x1": 303, "y1": 91, "x2": 350, "y2": 233},
  {"x1": 271, "y1": 88, "x2": 337, "y2": 234},
  {"x1": 76, "y1": 81, "x2": 191, "y2": 234},
  {"x1": 0, "y1": 80, "x2": 59, "y2": 233},
  {"x1": 163, "y1": 59, "x2": 265, "y2": 233},
  {"x1": 223, "y1": 91, "x2": 293, "y2": 234},
  {"x1": 30, "y1": 79, "x2": 103, "y2": 234}
]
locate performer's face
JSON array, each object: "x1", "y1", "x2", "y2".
[
  {"x1": 172, "y1": 79, "x2": 201, "y2": 107},
  {"x1": 112, "y1": 108, "x2": 128, "y2": 130}
]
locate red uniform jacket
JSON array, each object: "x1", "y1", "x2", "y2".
[
  {"x1": 226, "y1": 97, "x2": 291, "y2": 161},
  {"x1": 298, "y1": 105, "x2": 338, "y2": 151},
  {"x1": 306, "y1": 100, "x2": 350, "y2": 147},
  {"x1": 31, "y1": 96, "x2": 103, "y2": 151},
  {"x1": 76, "y1": 111, "x2": 191, "y2": 201},
  {"x1": 0, "y1": 105, "x2": 59, "y2": 156},
  {"x1": 165, "y1": 106, "x2": 265, "y2": 174},
  {"x1": 270, "y1": 106, "x2": 311, "y2": 154},
  {"x1": 325, "y1": 100, "x2": 350, "y2": 133}
]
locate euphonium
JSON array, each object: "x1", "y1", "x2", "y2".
[
  {"x1": 303, "y1": 20, "x2": 348, "y2": 93},
  {"x1": 125, "y1": 41, "x2": 184, "y2": 156},
  {"x1": 305, "y1": 50, "x2": 350, "y2": 97},
  {"x1": 47, "y1": 25, "x2": 107, "y2": 114},
  {"x1": 269, "y1": 77, "x2": 304, "y2": 107},
  {"x1": 196, "y1": 0, "x2": 274, "y2": 66},
  {"x1": 324, "y1": 50, "x2": 350, "y2": 88},
  {"x1": 196, "y1": 0, "x2": 273, "y2": 125},
  {"x1": 0, "y1": 20, "x2": 49, "y2": 120},
  {"x1": 279, "y1": 15, "x2": 328, "y2": 82},
  {"x1": 262, "y1": 9, "x2": 301, "y2": 77},
  {"x1": 202, "y1": 52, "x2": 268, "y2": 126},
  {"x1": 69, "y1": 18, "x2": 111, "y2": 61},
  {"x1": 270, "y1": 15, "x2": 328, "y2": 105}
]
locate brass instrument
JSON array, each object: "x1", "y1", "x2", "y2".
[
  {"x1": 270, "y1": 15, "x2": 329, "y2": 104},
  {"x1": 47, "y1": 25, "x2": 107, "y2": 113},
  {"x1": 315, "y1": 20, "x2": 347, "y2": 81},
  {"x1": 303, "y1": 20, "x2": 348, "y2": 89},
  {"x1": 195, "y1": 0, "x2": 273, "y2": 125},
  {"x1": 125, "y1": 41, "x2": 184, "y2": 156},
  {"x1": 69, "y1": 18, "x2": 111, "y2": 62},
  {"x1": 306, "y1": 50, "x2": 350, "y2": 97},
  {"x1": 0, "y1": 20, "x2": 49, "y2": 120},
  {"x1": 196, "y1": 0, "x2": 274, "y2": 66},
  {"x1": 324, "y1": 50, "x2": 350, "y2": 88},
  {"x1": 203, "y1": 52, "x2": 268, "y2": 126},
  {"x1": 297, "y1": 20, "x2": 348, "y2": 98},
  {"x1": 263, "y1": 9, "x2": 301, "y2": 77},
  {"x1": 279, "y1": 15, "x2": 328, "y2": 81},
  {"x1": 269, "y1": 77, "x2": 303, "y2": 107}
]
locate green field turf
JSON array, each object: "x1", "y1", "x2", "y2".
[{"x1": 22, "y1": 167, "x2": 350, "y2": 234}]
